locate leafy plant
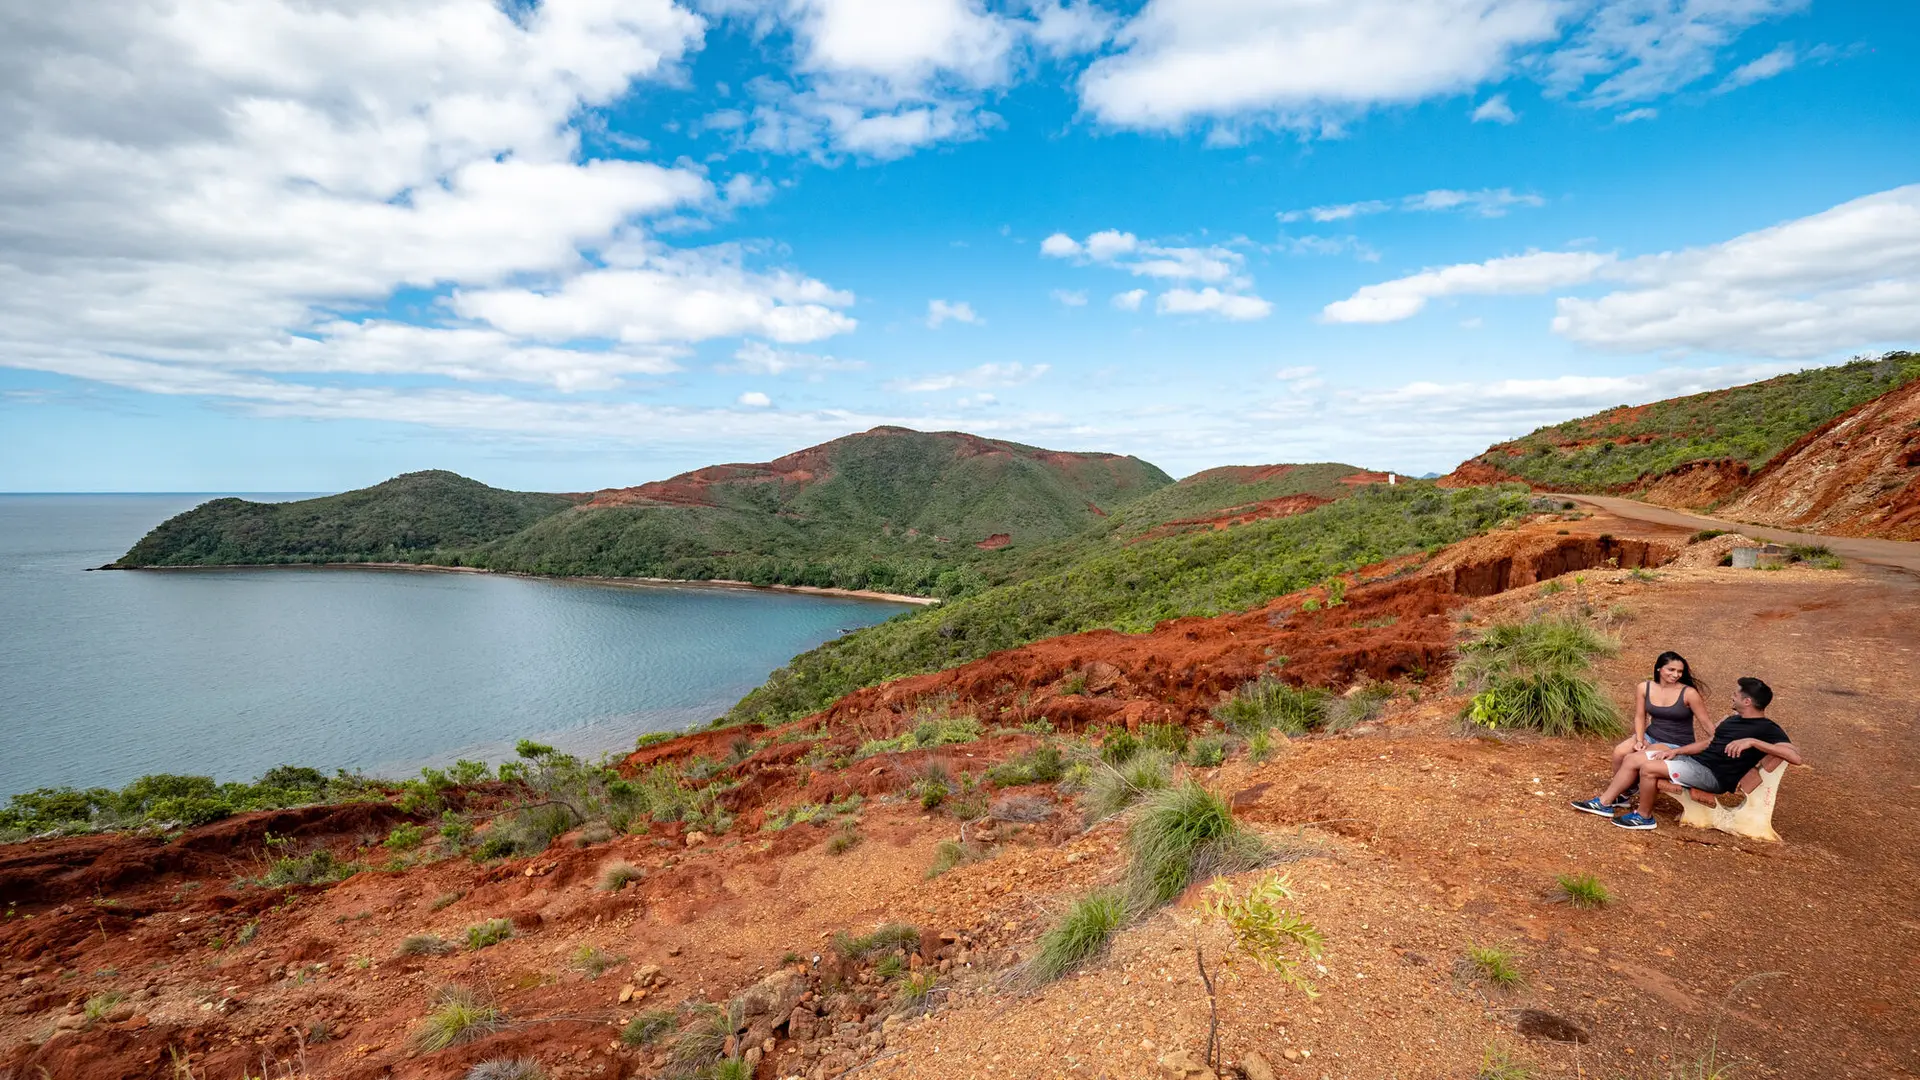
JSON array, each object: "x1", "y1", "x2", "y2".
[
  {"x1": 1185, "y1": 735, "x2": 1229, "y2": 768},
  {"x1": 1457, "y1": 617, "x2": 1623, "y2": 736}
]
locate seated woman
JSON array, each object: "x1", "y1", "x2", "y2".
[
  {"x1": 1606, "y1": 651, "x2": 1713, "y2": 805},
  {"x1": 1572, "y1": 677, "x2": 1803, "y2": 830}
]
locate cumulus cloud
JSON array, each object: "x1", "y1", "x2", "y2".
[
  {"x1": 1157, "y1": 287, "x2": 1273, "y2": 321},
  {"x1": 1323, "y1": 251, "x2": 1613, "y2": 323},
  {"x1": 1324, "y1": 184, "x2": 1920, "y2": 359},
  {"x1": 888, "y1": 361, "x2": 1047, "y2": 392},
  {"x1": 0, "y1": 0, "x2": 873, "y2": 422},
  {"x1": 1112, "y1": 288, "x2": 1148, "y2": 310},
  {"x1": 1041, "y1": 229, "x2": 1242, "y2": 282},
  {"x1": 721, "y1": 340, "x2": 866, "y2": 377},
  {"x1": 1077, "y1": 0, "x2": 1565, "y2": 134},
  {"x1": 1279, "y1": 188, "x2": 1544, "y2": 223},
  {"x1": 1051, "y1": 288, "x2": 1089, "y2": 306},
  {"x1": 1471, "y1": 93, "x2": 1519, "y2": 123},
  {"x1": 925, "y1": 299, "x2": 983, "y2": 327},
  {"x1": 737, "y1": 390, "x2": 774, "y2": 407},
  {"x1": 1026, "y1": 0, "x2": 1118, "y2": 57},
  {"x1": 1544, "y1": 0, "x2": 1806, "y2": 107}
]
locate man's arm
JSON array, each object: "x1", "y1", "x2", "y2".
[
  {"x1": 1725, "y1": 739, "x2": 1804, "y2": 766},
  {"x1": 1648, "y1": 731, "x2": 1713, "y2": 759}
]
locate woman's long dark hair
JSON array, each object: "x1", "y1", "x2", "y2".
[{"x1": 1651, "y1": 651, "x2": 1705, "y2": 697}]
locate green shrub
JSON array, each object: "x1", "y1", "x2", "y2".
[
  {"x1": 833, "y1": 923, "x2": 921, "y2": 961},
  {"x1": 1214, "y1": 678, "x2": 1330, "y2": 736},
  {"x1": 1125, "y1": 781, "x2": 1269, "y2": 909},
  {"x1": 599, "y1": 861, "x2": 642, "y2": 891},
  {"x1": 1027, "y1": 890, "x2": 1125, "y2": 984},
  {"x1": 398, "y1": 934, "x2": 455, "y2": 956},
  {"x1": 1098, "y1": 730, "x2": 1141, "y2": 764},
  {"x1": 1185, "y1": 735, "x2": 1229, "y2": 768},
  {"x1": 264, "y1": 850, "x2": 361, "y2": 887},
  {"x1": 464, "y1": 918, "x2": 514, "y2": 950},
  {"x1": 986, "y1": 745, "x2": 1064, "y2": 787},
  {"x1": 1457, "y1": 617, "x2": 1623, "y2": 737},
  {"x1": 384, "y1": 823, "x2": 426, "y2": 851}
]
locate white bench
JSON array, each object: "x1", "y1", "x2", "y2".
[{"x1": 1659, "y1": 757, "x2": 1791, "y2": 842}]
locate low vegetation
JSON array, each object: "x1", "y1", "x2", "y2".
[
  {"x1": 465, "y1": 1059, "x2": 547, "y2": 1080},
  {"x1": 398, "y1": 934, "x2": 455, "y2": 957},
  {"x1": 667, "y1": 1001, "x2": 743, "y2": 1077},
  {"x1": 1553, "y1": 873, "x2": 1611, "y2": 909},
  {"x1": 1125, "y1": 781, "x2": 1271, "y2": 909},
  {"x1": 414, "y1": 986, "x2": 503, "y2": 1052},
  {"x1": 1081, "y1": 749, "x2": 1175, "y2": 824},
  {"x1": 1457, "y1": 617, "x2": 1623, "y2": 737},
  {"x1": 833, "y1": 923, "x2": 922, "y2": 962},
  {"x1": 1027, "y1": 890, "x2": 1127, "y2": 984},
  {"x1": 0, "y1": 765, "x2": 347, "y2": 838},
  {"x1": 1213, "y1": 678, "x2": 1330, "y2": 736},
  {"x1": 569, "y1": 944, "x2": 624, "y2": 977},
  {"x1": 620, "y1": 1010, "x2": 677, "y2": 1047},
  {"x1": 464, "y1": 918, "x2": 514, "y2": 950},
  {"x1": 1467, "y1": 945, "x2": 1523, "y2": 989},
  {"x1": 599, "y1": 861, "x2": 642, "y2": 891},
  {"x1": 1459, "y1": 352, "x2": 1920, "y2": 491},
  {"x1": 925, "y1": 840, "x2": 986, "y2": 879}
]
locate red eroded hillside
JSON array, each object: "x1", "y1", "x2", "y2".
[{"x1": 1717, "y1": 378, "x2": 1920, "y2": 540}]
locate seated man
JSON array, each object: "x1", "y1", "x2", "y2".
[{"x1": 1571, "y1": 677, "x2": 1803, "y2": 831}]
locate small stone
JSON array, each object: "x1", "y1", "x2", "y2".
[
  {"x1": 618, "y1": 984, "x2": 635, "y2": 1003},
  {"x1": 667, "y1": 945, "x2": 683, "y2": 957},
  {"x1": 103, "y1": 1003, "x2": 136, "y2": 1023},
  {"x1": 1281, "y1": 1049, "x2": 1302, "y2": 1063},
  {"x1": 634, "y1": 964, "x2": 663, "y2": 987},
  {"x1": 685, "y1": 831, "x2": 710, "y2": 847},
  {"x1": 1243, "y1": 1050, "x2": 1278, "y2": 1080}
]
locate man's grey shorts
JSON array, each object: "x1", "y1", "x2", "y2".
[{"x1": 1645, "y1": 749, "x2": 1723, "y2": 793}]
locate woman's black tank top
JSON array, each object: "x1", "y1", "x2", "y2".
[{"x1": 1643, "y1": 682, "x2": 1694, "y2": 745}]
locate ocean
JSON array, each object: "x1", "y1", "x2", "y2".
[{"x1": 0, "y1": 494, "x2": 913, "y2": 798}]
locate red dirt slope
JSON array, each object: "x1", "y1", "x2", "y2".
[{"x1": 1717, "y1": 379, "x2": 1920, "y2": 539}]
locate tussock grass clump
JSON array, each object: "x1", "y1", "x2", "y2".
[
  {"x1": 667, "y1": 1001, "x2": 743, "y2": 1076},
  {"x1": 599, "y1": 861, "x2": 642, "y2": 891},
  {"x1": 1552, "y1": 873, "x2": 1610, "y2": 909},
  {"x1": 569, "y1": 944, "x2": 623, "y2": 977},
  {"x1": 825, "y1": 822, "x2": 862, "y2": 855},
  {"x1": 1124, "y1": 781, "x2": 1271, "y2": 909},
  {"x1": 874, "y1": 953, "x2": 906, "y2": 980},
  {"x1": 430, "y1": 890, "x2": 463, "y2": 911},
  {"x1": 895, "y1": 970, "x2": 939, "y2": 1011},
  {"x1": 854, "y1": 714, "x2": 983, "y2": 759},
  {"x1": 925, "y1": 839, "x2": 985, "y2": 879},
  {"x1": 1137, "y1": 723, "x2": 1189, "y2": 756},
  {"x1": 398, "y1": 933, "x2": 455, "y2": 957},
  {"x1": 1214, "y1": 678, "x2": 1330, "y2": 736},
  {"x1": 1027, "y1": 890, "x2": 1125, "y2": 984},
  {"x1": 1457, "y1": 617, "x2": 1623, "y2": 737},
  {"x1": 620, "y1": 1009, "x2": 676, "y2": 1046},
  {"x1": 83, "y1": 991, "x2": 126, "y2": 1023},
  {"x1": 464, "y1": 918, "x2": 514, "y2": 950},
  {"x1": 985, "y1": 745, "x2": 1064, "y2": 787},
  {"x1": 910, "y1": 764, "x2": 951, "y2": 809},
  {"x1": 414, "y1": 986, "x2": 503, "y2": 1052},
  {"x1": 1324, "y1": 680, "x2": 1395, "y2": 732},
  {"x1": 833, "y1": 923, "x2": 921, "y2": 961},
  {"x1": 1081, "y1": 749, "x2": 1174, "y2": 824},
  {"x1": 710, "y1": 1059, "x2": 752, "y2": 1080},
  {"x1": 1477, "y1": 1049, "x2": 1533, "y2": 1080},
  {"x1": 1467, "y1": 945, "x2": 1523, "y2": 989},
  {"x1": 988, "y1": 793, "x2": 1054, "y2": 822},
  {"x1": 465, "y1": 1058, "x2": 545, "y2": 1080}
]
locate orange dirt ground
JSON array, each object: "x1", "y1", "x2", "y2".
[
  {"x1": 1718, "y1": 379, "x2": 1920, "y2": 540},
  {"x1": 4, "y1": 512, "x2": 1915, "y2": 1080}
]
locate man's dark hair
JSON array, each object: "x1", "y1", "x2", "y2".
[{"x1": 1736, "y1": 676, "x2": 1773, "y2": 711}]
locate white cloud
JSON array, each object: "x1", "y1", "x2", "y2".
[
  {"x1": 889, "y1": 362, "x2": 1047, "y2": 392},
  {"x1": 1323, "y1": 184, "x2": 1920, "y2": 359},
  {"x1": 1715, "y1": 43, "x2": 1796, "y2": 92},
  {"x1": 1472, "y1": 93, "x2": 1519, "y2": 123},
  {"x1": 1281, "y1": 235, "x2": 1380, "y2": 261},
  {"x1": 1554, "y1": 184, "x2": 1920, "y2": 357},
  {"x1": 1112, "y1": 288, "x2": 1148, "y2": 310},
  {"x1": 1026, "y1": 0, "x2": 1118, "y2": 57},
  {"x1": 926, "y1": 299, "x2": 983, "y2": 327},
  {"x1": 1275, "y1": 365, "x2": 1317, "y2": 380},
  {"x1": 1322, "y1": 251, "x2": 1615, "y2": 323},
  {"x1": 1544, "y1": 0, "x2": 1806, "y2": 107},
  {"x1": 0, "y1": 0, "x2": 877, "y2": 416},
  {"x1": 1613, "y1": 106, "x2": 1659, "y2": 123},
  {"x1": 1051, "y1": 288, "x2": 1089, "y2": 307},
  {"x1": 1279, "y1": 188, "x2": 1544, "y2": 223},
  {"x1": 737, "y1": 390, "x2": 773, "y2": 407},
  {"x1": 1156, "y1": 287, "x2": 1273, "y2": 321},
  {"x1": 721, "y1": 340, "x2": 866, "y2": 377},
  {"x1": 1041, "y1": 229, "x2": 1243, "y2": 282},
  {"x1": 1078, "y1": 0, "x2": 1565, "y2": 134}
]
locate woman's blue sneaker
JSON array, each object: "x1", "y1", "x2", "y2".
[
  {"x1": 1610, "y1": 787, "x2": 1638, "y2": 809},
  {"x1": 1570, "y1": 797, "x2": 1615, "y2": 817},
  {"x1": 1614, "y1": 812, "x2": 1657, "y2": 830}
]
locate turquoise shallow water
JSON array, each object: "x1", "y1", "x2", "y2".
[{"x1": 0, "y1": 494, "x2": 913, "y2": 797}]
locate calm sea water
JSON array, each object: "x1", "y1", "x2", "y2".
[{"x1": 0, "y1": 494, "x2": 913, "y2": 798}]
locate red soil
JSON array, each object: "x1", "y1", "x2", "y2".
[
  {"x1": 1176, "y1": 464, "x2": 1296, "y2": 485},
  {"x1": 1437, "y1": 458, "x2": 1533, "y2": 489},
  {"x1": 1634, "y1": 458, "x2": 1750, "y2": 509},
  {"x1": 1131, "y1": 494, "x2": 1330, "y2": 542},
  {"x1": 973, "y1": 534, "x2": 1011, "y2": 551},
  {"x1": 1718, "y1": 379, "x2": 1920, "y2": 539}
]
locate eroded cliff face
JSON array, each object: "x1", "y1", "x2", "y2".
[{"x1": 1718, "y1": 380, "x2": 1920, "y2": 540}]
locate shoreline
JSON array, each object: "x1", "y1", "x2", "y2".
[{"x1": 103, "y1": 560, "x2": 939, "y2": 606}]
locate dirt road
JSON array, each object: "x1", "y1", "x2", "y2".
[{"x1": 1559, "y1": 493, "x2": 1920, "y2": 574}]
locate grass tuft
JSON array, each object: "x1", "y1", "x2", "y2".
[
  {"x1": 833, "y1": 923, "x2": 921, "y2": 961},
  {"x1": 464, "y1": 918, "x2": 514, "y2": 950},
  {"x1": 895, "y1": 970, "x2": 940, "y2": 1011},
  {"x1": 925, "y1": 839, "x2": 985, "y2": 879},
  {"x1": 398, "y1": 933, "x2": 455, "y2": 957},
  {"x1": 825, "y1": 822, "x2": 862, "y2": 855},
  {"x1": 1467, "y1": 945, "x2": 1523, "y2": 989},
  {"x1": 985, "y1": 745, "x2": 1065, "y2": 787},
  {"x1": 1457, "y1": 617, "x2": 1622, "y2": 737},
  {"x1": 667, "y1": 1000, "x2": 743, "y2": 1076},
  {"x1": 1477, "y1": 1048, "x2": 1533, "y2": 1080},
  {"x1": 1081, "y1": 749, "x2": 1174, "y2": 823},
  {"x1": 83, "y1": 991, "x2": 127, "y2": 1023},
  {"x1": 1124, "y1": 780, "x2": 1270, "y2": 909},
  {"x1": 414, "y1": 986, "x2": 503, "y2": 1052},
  {"x1": 1214, "y1": 678, "x2": 1330, "y2": 736},
  {"x1": 1184, "y1": 734, "x2": 1229, "y2": 768},
  {"x1": 1027, "y1": 890, "x2": 1126, "y2": 984},
  {"x1": 465, "y1": 1058, "x2": 546, "y2": 1080},
  {"x1": 1553, "y1": 873, "x2": 1610, "y2": 909},
  {"x1": 599, "y1": 861, "x2": 642, "y2": 891},
  {"x1": 569, "y1": 944, "x2": 623, "y2": 977},
  {"x1": 620, "y1": 1009, "x2": 676, "y2": 1047}
]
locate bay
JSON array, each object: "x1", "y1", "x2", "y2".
[{"x1": 0, "y1": 494, "x2": 913, "y2": 798}]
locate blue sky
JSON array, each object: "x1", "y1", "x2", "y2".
[{"x1": 2, "y1": 0, "x2": 1917, "y2": 492}]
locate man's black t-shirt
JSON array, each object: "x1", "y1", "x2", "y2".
[{"x1": 1692, "y1": 715, "x2": 1791, "y2": 792}]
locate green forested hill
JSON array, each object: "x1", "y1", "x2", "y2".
[
  {"x1": 116, "y1": 471, "x2": 577, "y2": 567},
  {"x1": 1455, "y1": 352, "x2": 1920, "y2": 491}
]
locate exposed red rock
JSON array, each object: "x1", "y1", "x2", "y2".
[{"x1": 1717, "y1": 379, "x2": 1920, "y2": 539}]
